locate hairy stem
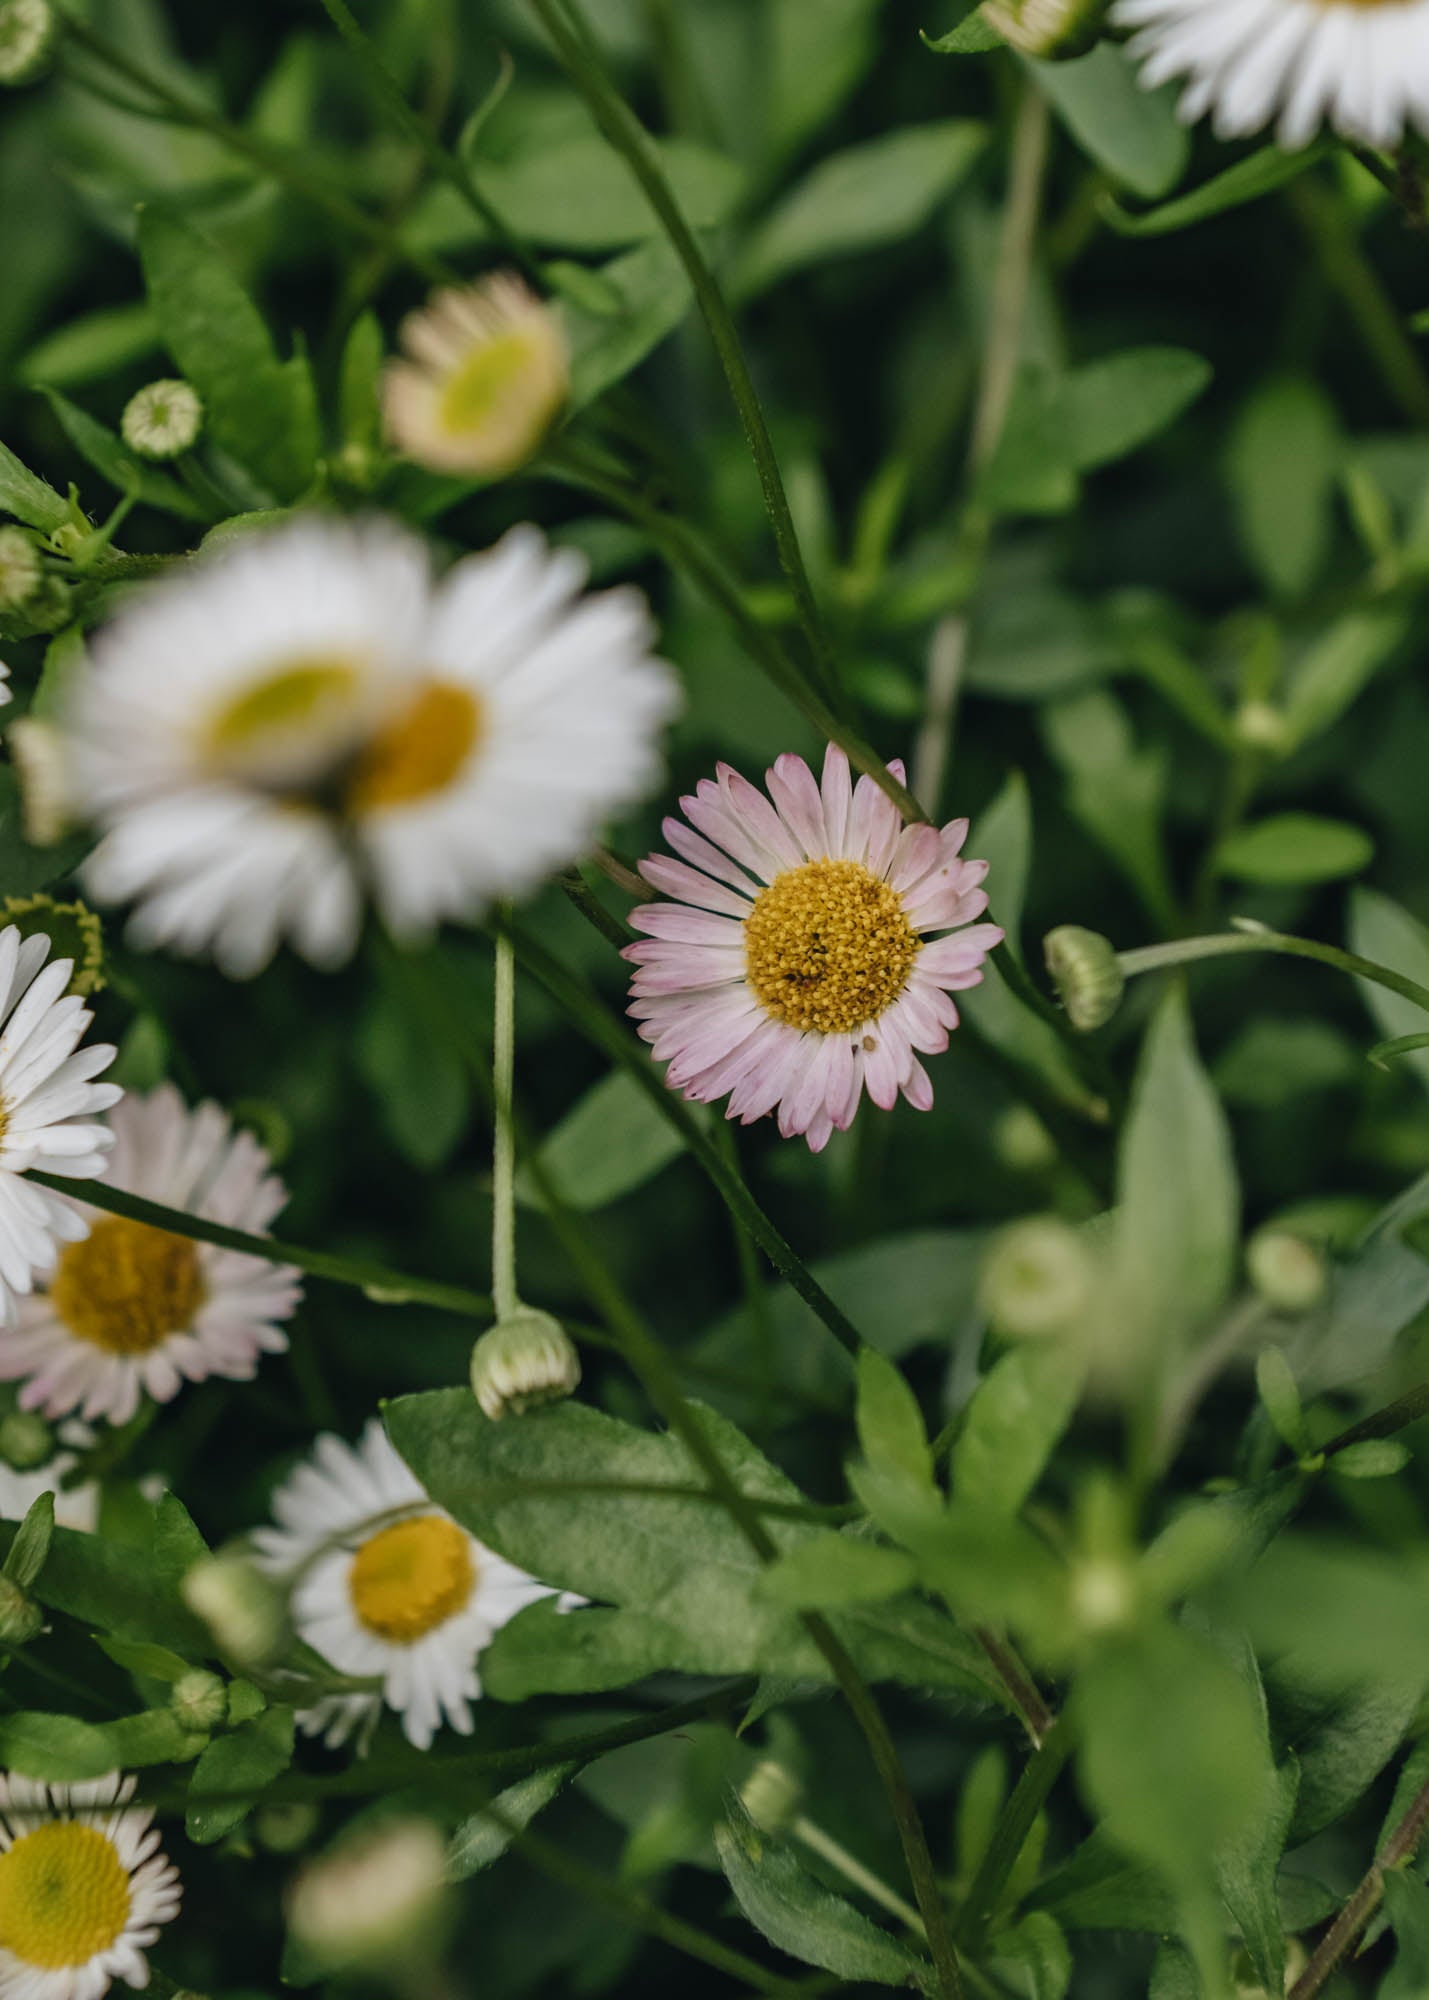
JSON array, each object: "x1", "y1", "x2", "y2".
[
  {"x1": 1117, "y1": 926, "x2": 1429, "y2": 1021},
  {"x1": 1288, "y1": 1765, "x2": 1429, "y2": 2000},
  {"x1": 957, "y1": 1719, "x2": 1072, "y2": 1954},
  {"x1": 491, "y1": 920, "x2": 520, "y2": 1319}
]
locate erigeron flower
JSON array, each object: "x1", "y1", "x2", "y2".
[
  {"x1": 0, "y1": 926, "x2": 120, "y2": 1323},
  {"x1": 0, "y1": 1772, "x2": 181, "y2": 2000},
  {"x1": 624, "y1": 746, "x2": 1002, "y2": 1152},
  {"x1": 64, "y1": 515, "x2": 678, "y2": 975},
  {"x1": 252, "y1": 1419, "x2": 564, "y2": 1752},
  {"x1": 0, "y1": 1083, "x2": 301, "y2": 1426},
  {"x1": 0, "y1": 1420, "x2": 99, "y2": 1533},
  {"x1": 1114, "y1": 0, "x2": 1429, "y2": 150},
  {"x1": 384, "y1": 273, "x2": 568, "y2": 477},
  {"x1": 119, "y1": 380, "x2": 203, "y2": 462}
]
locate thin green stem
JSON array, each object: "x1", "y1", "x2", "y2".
[
  {"x1": 792, "y1": 1814, "x2": 927, "y2": 1938},
  {"x1": 1116, "y1": 925, "x2": 1429, "y2": 1021},
  {"x1": 491, "y1": 920, "x2": 520, "y2": 1320},
  {"x1": 526, "y1": 0, "x2": 845, "y2": 715},
  {"x1": 971, "y1": 1630, "x2": 1054, "y2": 1749},
  {"x1": 1322, "y1": 1380, "x2": 1429, "y2": 1459},
  {"x1": 27, "y1": 1170, "x2": 493, "y2": 1320},
  {"x1": 1288, "y1": 1764, "x2": 1429, "y2": 2000},
  {"x1": 957, "y1": 1720, "x2": 1072, "y2": 1953}
]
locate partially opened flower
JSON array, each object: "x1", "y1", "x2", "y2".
[
  {"x1": 64, "y1": 515, "x2": 678, "y2": 974},
  {"x1": 384, "y1": 272, "x2": 568, "y2": 476},
  {"x1": 252, "y1": 1419, "x2": 565, "y2": 1752},
  {"x1": 0, "y1": 1083, "x2": 300, "y2": 1426},
  {"x1": 0, "y1": 925, "x2": 120, "y2": 1324},
  {"x1": 625, "y1": 747, "x2": 1002, "y2": 1151},
  {"x1": 0, "y1": 1771, "x2": 181, "y2": 2000},
  {"x1": 1114, "y1": 0, "x2": 1429, "y2": 149}
]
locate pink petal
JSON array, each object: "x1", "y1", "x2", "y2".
[
  {"x1": 766, "y1": 754, "x2": 828, "y2": 859},
  {"x1": 638, "y1": 855, "x2": 754, "y2": 917},
  {"x1": 820, "y1": 744, "x2": 853, "y2": 857}
]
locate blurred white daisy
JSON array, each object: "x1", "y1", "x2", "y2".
[
  {"x1": 625, "y1": 746, "x2": 1002, "y2": 1152},
  {"x1": 0, "y1": 1771, "x2": 181, "y2": 2000},
  {"x1": 0, "y1": 1419, "x2": 99, "y2": 1533},
  {"x1": 384, "y1": 273, "x2": 568, "y2": 476},
  {"x1": 63, "y1": 515, "x2": 678, "y2": 975},
  {"x1": 0, "y1": 1083, "x2": 300, "y2": 1427},
  {"x1": 1115, "y1": 0, "x2": 1429, "y2": 149},
  {"x1": 0, "y1": 924, "x2": 120, "y2": 1323},
  {"x1": 252, "y1": 1419, "x2": 561, "y2": 1752},
  {"x1": 0, "y1": 660, "x2": 12, "y2": 707}
]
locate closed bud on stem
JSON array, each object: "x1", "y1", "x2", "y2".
[
  {"x1": 121, "y1": 379, "x2": 204, "y2": 461},
  {"x1": 992, "y1": 1105, "x2": 1058, "y2": 1175},
  {"x1": 170, "y1": 1668, "x2": 228, "y2": 1734},
  {"x1": 286, "y1": 1818, "x2": 452, "y2": 1976},
  {"x1": 1234, "y1": 699, "x2": 1292, "y2": 755},
  {"x1": 980, "y1": 0, "x2": 1106, "y2": 57},
  {"x1": 0, "y1": 1573, "x2": 44, "y2": 1646},
  {"x1": 0, "y1": 526, "x2": 41, "y2": 610},
  {"x1": 470, "y1": 1308, "x2": 581, "y2": 1421},
  {"x1": 1044, "y1": 924, "x2": 1125, "y2": 1032},
  {"x1": 982, "y1": 1216, "x2": 1097, "y2": 1339},
  {"x1": 256, "y1": 1801, "x2": 322, "y2": 1855},
  {"x1": 182, "y1": 1553, "x2": 286, "y2": 1669},
  {"x1": 1247, "y1": 1228, "x2": 1328, "y2": 1315},
  {"x1": 739, "y1": 1759, "x2": 804, "y2": 1837},
  {"x1": 0, "y1": 896, "x2": 104, "y2": 997},
  {"x1": 0, "y1": 1408, "x2": 55, "y2": 1472},
  {"x1": 6, "y1": 720, "x2": 77, "y2": 847},
  {"x1": 0, "y1": 0, "x2": 55, "y2": 87}
]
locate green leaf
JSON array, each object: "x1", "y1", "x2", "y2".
[
  {"x1": 3, "y1": 1492, "x2": 54, "y2": 1589},
  {"x1": 855, "y1": 1348, "x2": 934, "y2": 1492},
  {"x1": 137, "y1": 209, "x2": 319, "y2": 503},
  {"x1": 16, "y1": 303, "x2": 161, "y2": 389},
  {"x1": 1382, "y1": 1872, "x2": 1429, "y2": 2000},
  {"x1": 735, "y1": 121, "x2": 986, "y2": 297},
  {"x1": 989, "y1": 1910, "x2": 1071, "y2": 2000},
  {"x1": 1063, "y1": 348, "x2": 1212, "y2": 472},
  {"x1": 0, "y1": 438, "x2": 70, "y2": 532},
  {"x1": 0, "y1": 1713, "x2": 115, "y2": 1783},
  {"x1": 1216, "y1": 813, "x2": 1373, "y2": 886},
  {"x1": 0, "y1": 768, "x2": 91, "y2": 894},
  {"x1": 356, "y1": 950, "x2": 471, "y2": 1171},
  {"x1": 1332, "y1": 1439, "x2": 1411, "y2": 1479},
  {"x1": 446, "y1": 1764, "x2": 576, "y2": 1879},
  {"x1": 186, "y1": 1705, "x2": 296, "y2": 1844},
  {"x1": 93, "y1": 1635, "x2": 196, "y2": 1684},
  {"x1": 102, "y1": 1708, "x2": 208, "y2": 1769},
  {"x1": 924, "y1": 12, "x2": 1002, "y2": 54},
  {"x1": 41, "y1": 388, "x2": 207, "y2": 521},
  {"x1": 1030, "y1": 45, "x2": 1188, "y2": 200},
  {"x1": 1280, "y1": 604, "x2": 1412, "y2": 750},
  {"x1": 951, "y1": 1345, "x2": 1084, "y2": 1518},
  {"x1": 715, "y1": 1799, "x2": 932, "y2": 1986},
  {"x1": 1350, "y1": 889, "x2": 1429, "y2": 1092},
  {"x1": 1102, "y1": 144, "x2": 1329, "y2": 237},
  {"x1": 770, "y1": 0, "x2": 889, "y2": 158},
  {"x1": 566, "y1": 238, "x2": 694, "y2": 410},
  {"x1": 1234, "y1": 1541, "x2": 1429, "y2": 1702},
  {"x1": 1213, "y1": 1757, "x2": 1297, "y2": 1998},
  {"x1": 757, "y1": 1534, "x2": 917, "y2": 1609},
  {"x1": 1254, "y1": 1350, "x2": 1306, "y2": 1454},
  {"x1": 1226, "y1": 376, "x2": 1340, "y2": 599},
  {"x1": 1042, "y1": 689, "x2": 1176, "y2": 928},
  {"x1": 518, "y1": 1069, "x2": 688, "y2": 1212},
  {"x1": 0, "y1": 1513, "x2": 209, "y2": 1657},
  {"x1": 338, "y1": 309, "x2": 384, "y2": 454}
]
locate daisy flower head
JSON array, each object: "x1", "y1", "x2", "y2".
[
  {"x1": 0, "y1": 1082, "x2": 301, "y2": 1427},
  {"x1": 625, "y1": 746, "x2": 1003, "y2": 1152},
  {"x1": 1113, "y1": 0, "x2": 1429, "y2": 150},
  {"x1": 0, "y1": 924, "x2": 120, "y2": 1323},
  {"x1": 65, "y1": 514, "x2": 679, "y2": 975},
  {"x1": 252, "y1": 1419, "x2": 563, "y2": 1752},
  {"x1": 0, "y1": 1771, "x2": 181, "y2": 2000},
  {"x1": 384, "y1": 272, "x2": 568, "y2": 477}
]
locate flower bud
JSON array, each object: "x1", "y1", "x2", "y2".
[
  {"x1": 0, "y1": 0, "x2": 55, "y2": 87},
  {"x1": 992, "y1": 1105, "x2": 1058, "y2": 1175},
  {"x1": 46, "y1": 522, "x2": 88, "y2": 561},
  {"x1": 0, "y1": 1573, "x2": 44, "y2": 1646},
  {"x1": 0, "y1": 896, "x2": 104, "y2": 997},
  {"x1": 1234, "y1": 700, "x2": 1292, "y2": 755},
  {"x1": 1247, "y1": 1228, "x2": 1328, "y2": 1315},
  {"x1": 739, "y1": 1759, "x2": 804, "y2": 1837},
  {"x1": 286, "y1": 1818, "x2": 452, "y2": 1976},
  {"x1": 182, "y1": 1553, "x2": 286, "y2": 1669},
  {"x1": 6, "y1": 720, "x2": 76, "y2": 847},
  {"x1": 1068, "y1": 1556, "x2": 1136, "y2": 1637},
  {"x1": 1044, "y1": 925, "x2": 1124, "y2": 1032},
  {"x1": 470, "y1": 1309, "x2": 581, "y2": 1421},
  {"x1": 0, "y1": 1408, "x2": 56, "y2": 1472},
  {"x1": 981, "y1": 1216, "x2": 1097, "y2": 1339},
  {"x1": 979, "y1": 0, "x2": 1106, "y2": 57},
  {"x1": 0, "y1": 526, "x2": 41, "y2": 610},
  {"x1": 256, "y1": 1800, "x2": 323, "y2": 1855},
  {"x1": 170, "y1": 1668, "x2": 229, "y2": 1734},
  {"x1": 121, "y1": 379, "x2": 204, "y2": 461}
]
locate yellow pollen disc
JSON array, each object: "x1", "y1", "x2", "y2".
[
  {"x1": 743, "y1": 858, "x2": 920, "y2": 1035},
  {"x1": 349, "y1": 1515, "x2": 476, "y2": 1642},
  {"x1": 346, "y1": 681, "x2": 482, "y2": 814},
  {"x1": 438, "y1": 329, "x2": 553, "y2": 436},
  {"x1": 0, "y1": 1822, "x2": 130, "y2": 1969},
  {"x1": 50, "y1": 1216, "x2": 204, "y2": 1356},
  {"x1": 206, "y1": 656, "x2": 360, "y2": 759}
]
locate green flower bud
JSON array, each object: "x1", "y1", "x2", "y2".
[
  {"x1": 470, "y1": 1309, "x2": 581, "y2": 1421},
  {"x1": 256, "y1": 1801, "x2": 323, "y2": 1855},
  {"x1": 286, "y1": 1819, "x2": 453, "y2": 1976},
  {"x1": 170, "y1": 1668, "x2": 229, "y2": 1734},
  {"x1": 182, "y1": 1553, "x2": 286, "y2": 1669},
  {"x1": 46, "y1": 521, "x2": 88, "y2": 561},
  {"x1": 738, "y1": 1759, "x2": 804, "y2": 1837},
  {"x1": 992, "y1": 1105, "x2": 1058, "y2": 1175},
  {"x1": 0, "y1": 1573, "x2": 44, "y2": 1646},
  {"x1": 1234, "y1": 700, "x2": 1292, "y2": 755},
  {"x1": 0, "y1": 526, "x2": 41, "y2": 610},
  {"x1": 0, "y1": 896, "x2": 104, "y2": 997},
  {"x1": 0, "y1": 1408, "x2": 56, "y2": 1472},
  {"x1": 1247, "y1": 1229, "x2": 1328, "y2": 1315},
  {"x1": 121, "y1": 379, "x2": 204, "y2": 461},
  {"x1": 982, "y1": 1216, "x2": 1097, "y2": 1339},
  {"x1": 980, "y1": 0, "x2": 1106, "y2": 57},
  {"x1": 0, "y1": 0, "x2": 55, "y2": 87},
  {"x1": 1044, "y1": 925, "x2": 1124, "y2": 1032}
]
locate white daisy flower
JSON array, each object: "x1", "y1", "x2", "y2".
[
  {"x1": 0, "y1": 1771, "x2": 181, "y2": 2000},
  {"x1": 63, "y1": 515, "x2": 679, "y2": 976},
  {"x1": 0, "y1": 660, "x2": 13, "y2": 707},
  {"x1": 1114, "y1": 0, "x2": 1429, "y2": 150},
  {"x1": 624, "y1": 745, "x2": 1003, "y2": 1152},
  {"x1": 0, "y1": 1083, "x2": 301, "y2": 1427},
  {"x1": 252, "y1": 1419, "x2": 561, "y2": 1753},
  {"x1": 0, "y1": 1420, "x2": 99, "y2": 1533},
  {"x1": 0, "y1": 925, "x2": 120, "y2": 1323}
]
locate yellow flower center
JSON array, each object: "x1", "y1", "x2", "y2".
[
  {"x1": 50, "y1": 1216, "x2": 204, "y2": 1356},
  {"x1": 345, "y1": 681, "x2": 482, "y2": 814},
  {"x1": 349, "y1": 1515, "x2": 476, "y2": 1643},
  {"x1": 743, "y1": 858, "x2": 920, "y2": 1035},
  {"x1": 439, "y1": 329, "x2": 553, "y2": 437},
  {"x1": 0, "y1": 1822, "x2": 130, "y2": 1969},
  {"x1": 206, "y1": 656, "x2": 361, "y2": 765}
]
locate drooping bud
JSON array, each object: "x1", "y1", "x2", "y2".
[
  {"x1": 182, "y1": 1552, "x2": 286, "y2": 1669},
  {"x1": 0, "y1": 0, "x2": 55, "y2": 87},
  {"x1": 1044, "y1": 925, "x2": 1124, "y2": 1032},
  {"x1": 1247, "y1": 1228, "x2": 1328, "y2": 1315},
  {"x1": 0, "y1": 526, "x2": 41, "y2": 610},
  {"x1": 6, "y1": 720, "x2": 76, "y2": 846},
  {"x1": 0, "y1": 1408, "x2": 56, "y2": 1472},
  {"x1": 0, "y1": 896, "x2": 104, "y2": 997},
  {"x1": 121, "y1": 379, "x2": 204, "y2": 461},
  {"x1": 979, "y1": 0, "x2": 1106, "y2": 58},
  {"x1": 286, "y1": 1818, "x2": 453, "y2": 1976},
  {"x1": 981, "y1": 1216, "x2": 1097, "y2": 1339},
  {"x1": 470, "y1": 1308, "x2": 581, "y2": 1421},
  {"x1": 739, "y1": 1759, "x2": 804, "y2": 1837},
  {"x1": 170, "y1": 1668, "x2": 229, "y2": 1734},
  {"x1": 0, "y1": 1573, "x2": 43, "y2": 1645}
]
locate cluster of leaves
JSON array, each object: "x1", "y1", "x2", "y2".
[{"x1": 5, "y1": 0, "x2": 1429, "y2": 1997}]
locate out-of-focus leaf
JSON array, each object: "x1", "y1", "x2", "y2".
[
  {"x1": 1350, "y1": 890, "x2": 1429, "y2": 1093},
  {"x1": 1102, "y1": 145, "x2": 1329, "y2": 236},
  {"x1": 855, "y1": 1348, "x2": 934, "y2": 1491},
  {"x1": 990, "y1": 1910, "x2": 1071, "y2": 2000},
  {"x1": 186, "y1": 1705, "x2": 296, "y2": 1844},
  {"x1": 2, "y1": 1493, "x2": 53, "y2": 1589},
  {"x1": 1382, "y1": 1872, "x2": 1429, "y2": 2000},
  {"x1": 1226, "y1": 376, "x2": 1340, "y2": 598},
  {"x1": 757, "y1": 1534, "x2": 917, "y2": 1608},
  {"x1": 769, "y1": 0, "x2": 887, "y2": 160},
  {"x1": 446, "y1": 1764, "x2": 576, "y2": 1879},
  {"x1": 1280, "y1": 605, "x2": 1412, "y2": 750},
  {"x1": 1042, "y1": 689, "x2": 1176, "y2": 927},
  {"x1": 1031, "y1": 46, "x2": 1188, "y2": 199},
  {"x1": 951, "y1": 1345, "x2": 1084, "y2": 1518},
  {"x1": 1063, "y1": 348, "x2": 1211, "y2": 471},
  {"x1": 567, "y1": 238, "x2": 693, "y2": 408},
  {"x1": 518, "y1": 1069, "x2": 690, "y2": 1211},
  {"x1": 1216, "y1": 812, "x2": 1373, "y2": 886},
  {"x1": 16, "y1": 302, "x2": 160, "y2": 388}
]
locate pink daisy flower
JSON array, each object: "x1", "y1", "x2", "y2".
[{"x1": 624, "y1": 745, "x2": 1003, "y2": 1151}]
